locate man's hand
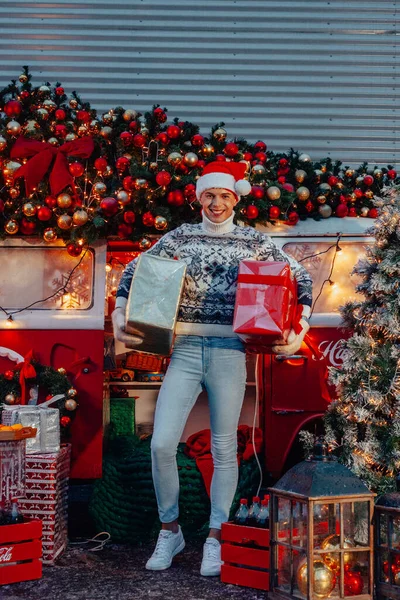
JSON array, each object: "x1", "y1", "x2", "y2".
[
  {"x1": 112, "y1": 307, "x2": 144, "y2": 348},
  {"x1": 271, "y1": 318, "x2": 310, "y2": 356}
]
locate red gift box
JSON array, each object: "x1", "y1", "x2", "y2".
[
  {"x1": 0, "y1": 519, "x2": 42, "y2": 586},
  {"x1": 233, "y1": 260, "x2": 299, "y2": 349},
  {"x1": 19, "y1": 445, "x2": 71, "y2": 565}
]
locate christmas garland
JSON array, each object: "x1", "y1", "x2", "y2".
[{"x1": 0, "y1": 67, "x2": 398, "y2": 256}]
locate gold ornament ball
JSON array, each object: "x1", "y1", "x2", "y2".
[
  {"x1": 213, "y1": 127, "x2": 227, "y2": 141},
  {"x1": 5, "y1": 220, "x2": 19, "y2": 235},
  {"x1": 364, "y1": 190, "x2": 374, "y2": 199},
  {"x1": 103, "y1": 165, "x2": 114, "y2": 179},
  {"x1": 295, "y1": 169, "x2": 307, "y2": 183},
  {"x1": 67, "y1": 387, "x2": 78, "y2": 398},
  {"x1": 57, "y1": 367, "x2": 67, "y2": 375},
  {"x1": 23, "y1": 202, "x2": 37, "y2": 217},
  {"x1": 93, "y1": 182, "x2": 107, "y2": 196},
  {"x1": 25, "y1": 120, "x2": 39, "y2": 133},
  {"x1": 4, "y1": 393, "x2": 18, "y2": 405},
  {"x1": 36, "y1": 108, "x2": 49, "y2": 120},
  {"x1": 48, "y1": 137, "x2": 59, "y2": 146},
  {"x1": 319, "y1": 204, "x2": 332, "y2": 218},
  {"x1": 316, "y1": 195, "x2": 327, "y2": 204},
  {"x1": 69, "y1": 98, "x2": 78, "y2": 109},
  {"x1": 116, "y1": 190, "x2": 130, "y2": 206},
  {"x1": 38, "y1": 85, "x2": 50, "y2": 95},
  {"x1": 167, "y1": 152, "x2": 183, "y2": 166},
  {"x1": 65, "y1": 133, "x2": 77, "y2": 142},
  {"x1": 3, "y1": 160, "x2": 22, "y2": 182},
  {"x1": 201, "y1": 144, "x2": 215, "y2": 157},
  {"x1": 77, "y1": 125, "x2": 88, "y2": 136},
  {"x1": 154, "y1": 216, "x2": 168, "y2": 230},
  {"x1": 43, "y1": 228, "x2": 57, "y2": 243},
  {"x1": 183, "y1": 152, "x2": 199, "y2": 167},
  {"x1": 299, "y1": 153, "x2": 311, "y2": 162},
  {"x1": 348, "y1": 192, "x2": 357, "y2": 202},
  {"x1": 149, "y1": 162, "x2": 158, "y2": 171},
  {"x1": 6, "y1": 120, "x2": 22, "y2": 136},
  {"x1": 90, "y1": 120, "x2": 101, "y2": 132},
  {"x1": 57, "y1": 214, "x2": 73, "y2": 230},
  {"x1": 43, "y1": 99, "x2": 56, "y2": 112},
  {"x1": 9, "y1": 188, "x2": 20, "y2": 199},
  {"x1": 123, "y1": 109, "x2": 137, "y2": 121},
  {"x1": 139, "y1": 237, "x2": 152, "y2": 250},
  {"x1": 321, "y1": 534, "x2": 354, "y2": 570},
  {"x1": 100, "y1": 126, "x2": 113, "y2": 139},
  {"x1": 345, "y1": 169, "x2": 355, "y2": 177},
  {"x1": 252, "y1": 164, "x2": 266, "y2": 175},
  {"x1": 373, "y1": 169, "x2": 383, "y2": 179},
  {"x1": 57, "y1": 193, "x2": 72, "y2": 209},
  {"x1": 19, "y1": 73, "x2": 28, "y2": 83},
  {"x1": 297, "y1": 559, "x2": 336, "y2": 599},
  {"x1": 140, "y1": 125, "x2": 149, "y2": 136},
  {"x1": 102, "y1": 112, "x2": 113, "y2": 124},
  {"x1": 72, "y1": 209, "x2": 89, "y2": 226},
  {"x1": 296, "y1": 186, "x2": 310, "y2": 201},
  {"x1": 0, "y1": 135, "x2": 7, "y2": 151},
  {"x1": 318, "y1": 183, "x2": 332, "y2": 195},
  {"x1": 65, "y1": 398, "x2": 78, "y2": 411},
  {"x1": 135, "y1": 178, "x2": 149, "y2": 190},
  {"x1": 360, "y1": 206, "x2": 370, "y2": 217},
  {"x1": 266, "y1": 186, "x2": 281, "y2": 201}
]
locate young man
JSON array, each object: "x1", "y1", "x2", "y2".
[{"x1": 112, "y1": 161, "x2": 312, "y2": 576}]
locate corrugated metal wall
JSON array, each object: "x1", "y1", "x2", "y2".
[{"x1": 0, "y1": 0, "x2": 398, "y2": 164}]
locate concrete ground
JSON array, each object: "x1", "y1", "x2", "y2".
[{"x1": 1, "y1": 541, "x2": 267, "y2": 600}]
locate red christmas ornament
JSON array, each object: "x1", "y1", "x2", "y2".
[
  {"x1": 278, "y1": 166, "x2": 290, "y2": 176},
  {"x1": 55, "y1": 124, "x2": 67, "y2": 138},
  {"x1": 120, "y1": 131, "x2": 133, "y2": 146},
  {"x1": 279, "y1": 158, "x2": 289, "y2": 167},
  {"x1": 45, "y1": 195, "x2": 57, "y2": 208},
  {"x1": 153, "y1": 107, "x2": 167, "y2": 122},
  {"x1": 20, "y1": 90, "x2": 30, "y2": 101},
  {"x1": 363, "y1": 174, "x2": 374, "y2": 186},
  {"x1": 305, "y1": 201, "x2": 314, "y2": 213},
  {"x1": 167, "y1": 190, "x2": 185, "y2": 206},
  {"x1": 269, "y1": 206, "x2": 281, "y2": 219},
  {"x1": 94, "y1": 157, "x2": 108, "y2": 172},
  {"x1": 67, "y1": 243, "x2": 83, "y2": 257},
  {"x1": 117, "y1": 223, "x2": 133, "y2": 238},
  {"x1": 4, "y1": 100, "x2": 22, "y2": 117},
  {"x1": 184, "y1": 183, "x2": 196, "y2": 198},
  {"x1": 20, "y1": 218, "x2": 36, "y2": 235},
  {"x1": 344, "y1": 570, "x2": 363, "y2": 596},
  {"x1": 155, "y1": 171, "x2": 172, "y2": 186},
  {"x1": 37, "y1": 206, "x2": 52, "y2": 221},
  {"x1": 254, "y1": 141, "x2": 267, "y2": 152},
  {"x1": 277, "y1": 176, "x2": 286, "y2": 184},
  {"x1": 4, "y1": 370, "x2": 14, "y2": 380},
  {"x1": 142, "y1": 211, "x2": 155, "y2": 227},
  {"x1": 215, "y1": 154, "x2": 226, "y2": 162},
  {"x1": 76, "y1": 110, "x2": 90, "y2": 123},
  {"x1": 156, "y1": 132, "x2": 169, "y2": 145},
  {"x1": 100, "y1": 197, "x2": 119, "y2": 217},
  {"x1": 55, "y1": 86, "x2": 64, "y2": 96},
  {"x1": 197, "y1": 160, "x2": 205, "y2": 170},
  {"x1": 69, "y1": 162, "x2": 85, "y2": 177},
  {"x1": 287, "y1": 211, "x2": 299, "y2": 226},
  {"x1": 348, "y1": 207, "x2": 357, "y2": 217},
  {"x1": 166, "y1": 125, "x2": 181, "y2": 139},
  {"x1": 191, "y1": 134, "x2": 205, "y2": 147},
  {"x1": 175, "y1": 163, "x2": 189, "y2": 175},
  {"x1": 327, "y1": 175, "x2": 339, "y2": 186},
  {"x1": 243, "y1": 151, "x2": 253, "y2": 161},
  {"x1": 251, "y1": 186, "x2": 264, "y2": 199},
  {"x1": 368, "y1": 208, "x2": 378, "y2": 218},
  {"x1": 254, "y1": 151, "x2": 267, "y2": 163},
  {"x1": 388, "y1": 169, "x2": 397, "y2": 179},
  {"x1": 122, "y1": 176, "x2": 135, "y2": 191},
  {"x1": 55, "y1": 109, "x2": 66, "y2": 121},
  {"x1": 116, "y1": 156, "x2": 130, "y2": 172},
  {"x1": 123, "y1": 211, "x2": 136, "y2": 224},
  {"x1": 133, "y1": 133, "x2": 146, "y2": 148},
  {"x1": 282, "y1": 183, "x2": 295, "y2": 192},
  {"x1": 354, "y1": 188, "x2": 363, "y2": 199},
  {"x1": 335, "y1": 203, "x2": 349, "y2": 218},
  {"x1": 60, "y1": 416, "x2": 71, "y2": 428},
  {"x1": 246, "y1": 205, "x2": 259, "y2": 219},
  {"x1": 224, "y1": 143, "x2": 239, "y2": 157},
  {"x1": 128, "y1": 120, "x2": 138, "y2": 132}
]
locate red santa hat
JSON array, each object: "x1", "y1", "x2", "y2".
[{"x1": 196, "y1": 161, "x2": 252, "y2": 200}]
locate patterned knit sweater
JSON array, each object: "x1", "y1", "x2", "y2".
[{"x1": 116, "y1": 214, "x2": 313, "y2": 337}]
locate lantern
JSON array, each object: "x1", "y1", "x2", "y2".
[
  {"x1": 269, "y1": 439, "x2": 374, "y2": 600},
  {"x1": 375, "y1": 484, "x2": 400, "y2": 600}
]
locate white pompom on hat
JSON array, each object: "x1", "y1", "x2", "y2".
[{"x1": 196, "y1": 161, "x2": 252, "y2": 200}]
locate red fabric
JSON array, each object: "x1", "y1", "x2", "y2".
[
  {"x1": 200, "y1": 160, "x2": 247, "y2": 181},
  {"x1": 16, "y1": 350, "x2": 36, "y2": 405},
  {"x1": 184, "y1": 425, "x2": 263, "y2": 497},
  {"x1": 11, "y1": 136, "x2": 95, "y2": 196}
]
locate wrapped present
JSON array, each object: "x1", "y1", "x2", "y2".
[
  {"x1": 125, "y1": 254, "x2": 186, "y2": 356},
  {"x1": 0, "y1": 440, "x2": 26, "y2": 502},
  {"x1": 233, "y1": 260, "x2": 299, "y2": 348},
  {"x1": 19, "y1": 444, "x2": 71, "y2": 565},
  {"x1": 2, "y1": 404, "x2": 60, "y2": 455}
]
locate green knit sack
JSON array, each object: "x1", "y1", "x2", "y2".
[{"x1": 109, "y1": 397, "x2": 136, "y2": 439}]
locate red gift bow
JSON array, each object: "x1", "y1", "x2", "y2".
[
  {"x1": 11, "y1": 136, "x2": 95, "y2": 196},
  {"x1": 16, "y1": 350, "x2": 37, "y2": 405}
]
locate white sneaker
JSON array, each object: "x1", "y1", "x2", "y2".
[
  {"x1": 145, "y1": 527, "x2": 185, "y2": 571},
  {"x1": 200, "y1": 538, "x2": 222, "y2": 577}
]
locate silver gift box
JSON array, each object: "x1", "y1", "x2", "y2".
[
  {"x1": 125, "y1": 254, "x2": 186, "y2": 356},
  {"x1": 2, "y1": 406, "x2": 60, "y2": 454}
]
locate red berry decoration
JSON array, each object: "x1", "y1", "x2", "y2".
[
  {"x1": 387, "y1": 169, "x2": 397, "y2": 179},
  {"x1": 37, "y1": 206, "x2": 52, "y2": 221},
  {"x1": 251, "y1": 186, "x2": 264, "y2": 200},
  {"x1": 368, "y1": 208, "x2": 378, "y2": 218},
  {"x1": 142, "y1": 211, "x2": 155, "y2": 227},
  {"x1": 67, "y1": 243, "x2": 83, "y2": 257},
  {"x1": 55, "y1": 109, "x2": 66, "y2": 121},
  {"x1": 45, "y1": 195, "x2": 57, "y2": 208},
  {"x1": 254, "y1": 151, "x2": 267, "y2": 163},
  {"x1": 191, "y1": 134, "x2": 205, "y2": 147},
  {"x1": 60, "y1": 416, "x2": 71, "y2": 428},
  {"x1": 120, "y1": 131, "x2": 133, "y2": 146},
  {"x1": 155, "y1": 171, "x2": 172, "y2": 187},
  {"x1": 166, "y1": 125, "x2": 180, "y2": 139},
  {"x1": 215, "y1": 154, "x2": 226, "y2": 162},
  {"x1": 76, "y1": 110, "x2": 90, "y2": 123},
  {"x1": 348, "y1": 207, "x2": 357, "y2": 217},
  {"x1": 116, "y1": 157, "x2": 130, "y2": 172},
  {"x1": 94, "y1": 157, "x2": 108, "y2": 172},
  {"x1": 4, "y1": 370, "x2": 14, "y2": 380},
  {"x1": 4, "y1": 100, "x2": 22, "y2": 118},
  {"x1": 123, "y1": 211, "x2": 136, "y2": 224},
  {"x1": 122, "y1": 176, "x2": 135, "y2": 191},
  {"x1": 156, "y1": 132, "x2": 169, "y2": 145},
  {"x1": 100, "y1": 197, "x2": 119, "y2": 217},
  {"x1": 20, "y1": 218, "x2": 36, "y2": 235},
  {"x1": 55, "y1": 86, "x2": 64, "y2": 96},
  {"x1": 287, "y1": 211, "x2": 299, "y2": 225},
  {"x1": 69, "y1": 162, "x2": 85, "y2": 177},
  {"x1": 363, "y1": 174, "x2": 374, "y2": 186},
  {"x1": 269, "y1": 206, "x2": 281, "y2": 219},
  {"x1": 133, "y1": 133, "x2": 146, "y2": 148},
  {"x1": 254, "y1": 141, "x2": 267, "y2": 152},
  {"x1": 246, "y1": 205, "x2": 259, "y2": 219},
  {"x1": 117, "y1": 223, "x2": 133, "y2": 238},
  {"x1": 224, "y1": 142, "x2": 239, "y2": 157},
  {"x1": 335, "y1": 203, "x2": 349, "y2": 218}
]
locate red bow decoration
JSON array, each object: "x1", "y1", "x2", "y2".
[
  {"x1": 11, "y1": 136, "x2": 95, "y2": 196},
  {"x1": 16, "y1": 350, "x2": 37, "y2": 405}
]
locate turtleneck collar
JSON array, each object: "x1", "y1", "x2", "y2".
[{"x1": 201, "y1": 212, "x2": 235, "y2": 235}]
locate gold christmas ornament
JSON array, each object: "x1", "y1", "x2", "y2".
[
  {"x1": 318, "y1": 204, "x2": 333, "y2": 218},
  {"x1": 24, "y1": 120, "x2": 39, "y2": 133},
  {"x1": 38, "y1": 85, "x2": 50, "y2": 95},
  {"x1": 9, "y1": 188, "x2": 20, "y2": 199},
  {"x1": 116, "y1": 190, "x2": 130, "y2": 206},
  {"x1": 154, "y1": 215, "x2": 168, "y2": 230},
  {"x1": 4, "y1": 393, "x2": 18, "y2": 405},
  {"x1": 5, "y1": 220, "x2": 19, "y2": 235},
  {"x1": 296, "y1": 186, "x2": 310, "y2": 201},
  {"x1": 6, "y1": 120, "x2": 22, "y2": 136},
  {"x1": 299, "y1": 153, "x2": 312, "y2": 162},
  {"x1": 183, "y1": 152, "x2": 199, "y2": 167},
  {"x1": 65, "y1": 398, "x2": 77, "y2": 411},
  {"x1": 43, "y1": 228, "x2": 57, "y2": 242},
  {"x1": 321, "y1": 534, "x2": 354, "y2": 570},
  {"x1": 297, "y1": 559, "x2": 336, "y2": 599},
  {"x1": 3, "y1": 160, "x2": 22, "y2": 183},
  {"x1": 103, "y1": 165, "x2": 114, "y2": 179},
  {"x1": 36, "y1": 108, "x2": 49, "y2": 120},
  {"x1": 316, "y1": 195, "x2": 327, "y2": 204},
  {"x1": 295, "y1": 169, "x2": 307, "y2": 183},
  {"x1": 348, "y1": 192, "x2": 357, "y2": 202},
  {"x1": 318, "y1": 183, "x2": 332, "y2": 195},
  {"x1": 48, "y1": 137, "x2": 59, "y2": 146},
  {"x1": 90, "y1": 120, "x2": 101, "y2": 132},
  {"x1": 167, "y1": 152, "x2": 183, "y2": 166},
  {"x1": 72, "y1": 209, "x2": 89, "y2": 226},
  {"x1": 69, "y1": 98, "x2": 78, "y2": 109},
  {"x1": 19, "y1": 73, "x2": 28, "y2": 83},
  {"x1": 135, "y1": 178, "x2": 148, "y2": 190},
  {"x1": 149, "y1": 162, "x2": 158, "y2": 171},
  {"x1": 266, "y1": 186, "x2": 281, "y2": 201},
  {"x1": 373, "y1": 169, "x2": 383, "y2": 179},
  {"x1": 5, "y1": 200, "x2": 14, "y2": 209},
  {"x1": 345, "y1": 169, "x2": 355, "y2": 177},
  {"x1": 57, "y1": 193, "x2": 72, "y2": 209},
  {"x1": 360, "y1": 206, "x2": 370, "y2": 217},
  {"x1": 57, "y1": 214, "x2": 73, "y2": 230},
  {"x1": 100, "y1": 126, "x2": 113, "y2": 139},
  {"x1": 43, "y1": 99, "x2": 57, "y2": 112},
  {"x1": 102, "y1": 112, "x2": 113, "y2": 124},
  {"x1": 213, "y1": 127, "x2": 227, "y2": 141},
  {"x1": 67, "y1": 388, "x2": 78, "y2": 398},
  {"x1": 200, "y1": 144, "x2": 215, "y2": 157},
  {"x1": 0, "y1": 135, "x2": 7, "y2": 151},
  {"x1": 93, "y1": 182, "x2": 107, "y2": 196},
  {"x1": 139, "y1": 237, "x2": 152, "y2": 250},
  {"x1": 123, "y1": 109, "x2": 137, "y2": 121},
  {"x1": 252, "y1": 164, "x2": 266, "y2": 175},
  {"x1": 77, "y1": 125, "x2": 88, "y2": 136},
  {"x1": 364, "y1": 190, "x2": 374, "y2": 199},
  {"x1": 57, "y1": 367, "x2": 67, "y2": 375},
  {"x1": 23, "y1": 202, "x2": 37, "y2": 217},
  {"x1": 65, "y1": 133, "x2": 77, "y2": 142}
]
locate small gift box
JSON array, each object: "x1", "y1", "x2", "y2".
[
  {"x1": 2, "y1": 404, "x2": 60, "y2": 455},
  {"x1": 125, "y1": 254, "x2": 186, "y2": 356},
  {"x1": 233, "y1": 260, "x2": 299, "y2": 349}
]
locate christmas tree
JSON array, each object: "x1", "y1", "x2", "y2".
[{"x1": 324, "y1": 185, "x2": 400, "y2": 493}]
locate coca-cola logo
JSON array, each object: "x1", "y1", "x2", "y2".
[
  {"x1": 0, "y1": 546, "x2": 13, "y2": 563},
  {"x1": 312, "y1": 339, "x2": 349, "y2": 367}
]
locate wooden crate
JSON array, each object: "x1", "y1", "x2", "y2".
[
  {"x1": 0, "y1": 519, "x2": 42, "y2": 585},
  {"x1": 221, "y1": 521, "x2": 270, "y2": 591}
]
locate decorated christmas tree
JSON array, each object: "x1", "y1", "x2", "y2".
[{"x1": 324, "y1": 185, "x2": 400, "y2": 493}]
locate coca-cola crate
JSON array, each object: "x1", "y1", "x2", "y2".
[
  {"x1": 0, "y1": 519, "x2": 42, "y2": 585},
  {"x1": 221, "y1": 521, "x2": 270, "y2": 591}
]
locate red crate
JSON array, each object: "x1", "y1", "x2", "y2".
[
  {"x1": 0, "y1": 519, "x2": 42, "y2": 586},
  {"x1": 221, "y1": 521, "x2": 270, "y2": 591}
]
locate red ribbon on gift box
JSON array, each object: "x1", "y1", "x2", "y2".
[
  {"x1": 11, "y1": 136, "x2": 95, "y2": 196},
  {"x1": 16, "y1": 349, "x2": 36, "y2": 405}
]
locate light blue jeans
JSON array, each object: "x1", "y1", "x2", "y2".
[{"x1": 151, "y1": 335, "x2": 246, "y2": 530}]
